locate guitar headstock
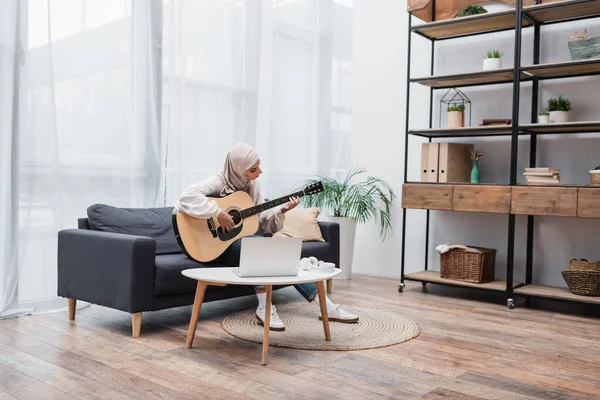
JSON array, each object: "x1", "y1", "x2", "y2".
[{"x1": 303, "y1": 181, "x2": 323, "y2": 196}]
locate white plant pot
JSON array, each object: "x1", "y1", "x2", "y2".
[
  {"x1": 319, "y1": 215, "x2": 356, "y2": 280},
  {"x1": 538, "y1": 114, "x2": 549, "y2": 124},
  {"x1": 549, "y1": 111, "x2": 569, "y2": 123},
  {"x1": 482, "y1": 58, "x2": 502, "y2": 71}
]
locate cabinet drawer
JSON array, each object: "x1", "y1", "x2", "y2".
[
  {"x1": 511, "y1": 187, "x2": 577, "y2": 217},
  {"x1": 402, "y1": 184, "x2": 453, "y2": 211},
  {"x1": 577, "y1": 188, "x2": 600, "y2": 218},
  {"x1": 453, "y1": 185, "x2": 511, "y2": 213}
]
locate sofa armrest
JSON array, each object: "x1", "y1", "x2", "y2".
[
  {"x1": 318, "y1": 221, "x2": 340, "y2": 270},
  {"x1": 57, "y1": 229, "x2": 156, "y2": 313}
]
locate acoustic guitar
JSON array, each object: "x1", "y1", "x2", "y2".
[{"x1": 175, "y1": 181, "x2": 324, "y2": 262}]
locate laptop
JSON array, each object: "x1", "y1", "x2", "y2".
[{"x1": 233, "y1": 237, "x2": 302, "y2": 277}]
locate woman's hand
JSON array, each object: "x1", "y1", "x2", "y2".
[
  {"x1": 217, "y1": 210, "x2": 235, "y2": 232},
  {"x1": 282, "y1": 196, "x2": 301, "y2": 214}
]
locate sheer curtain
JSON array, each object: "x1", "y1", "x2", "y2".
[
  {"x1": 0, "y1": 0, "x2": 163, "y2": 318},
  {"x1": 162, "y1": 0, "x2": 354, "y2": 203}
]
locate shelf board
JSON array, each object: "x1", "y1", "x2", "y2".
[
  {"x1": 412, "y1": 69, "x2": 530, "y2": 89},
  {"x1": 524, "y1": 0, "x2": 600, "y2": 24},
  {"x1": 409, "y1": 125, "x2": 514, "y2": 138},
  {"x1": 520, "y1": 121, "x2": 600, "y2": 134},
  {"x1": 521, "y1": 59, "x2": 600, "y2": 80},
  {"x1": 405, "y1": 270, "x2": 521, "y2": 292},
  {"x1": 514, "y1": 284, "x2": 600, "y2": 305},
  {"x1": 412, "y1": 11, "x2": 530, "y2": 40}
]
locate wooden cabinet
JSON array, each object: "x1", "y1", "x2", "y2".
[
  {"x1": 511, "y1": 187, "x2": 578, "y2": 217},
  {"x1": 577, "y1": 188, "x2": 600, "y2": 219},
  {"x1": 402, "y1": 184, "x2": 453, "y2": 211},
  {"x1": 453, "y1": 185, "x2": 511, "y2": 213}
]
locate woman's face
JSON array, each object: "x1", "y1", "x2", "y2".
[{"x1": 245, "y1": 160, "x2": 262, "y2": 181}]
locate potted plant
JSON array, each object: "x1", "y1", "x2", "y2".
[
  {"x1": 447, "y1": 104, "x2": 465, "y2": 128},
  {"x1": 457, "y1": 5, "x2": 487, "y2": 17},
  {"x1": 538, "y1": 108, "x2": 550, "y2": 124},
  {"x1": 547, "y1": 96, "x2": 572, "y2": 123},
  {"x1": 590, "y1": 165, "x2": 600, "y2": 185},
  {"x1": 300, "y1": 167, "x2": 395, "y2": 280},
  {"x1": 483, "y1": 50, "x2": 503, "y2": 71},
  {"x1": 568, "y1": 29, "x2": 600, "y2": 61}
]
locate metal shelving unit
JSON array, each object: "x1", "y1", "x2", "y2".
[{"x1": 400, "y1": 0, "x2": 600, "y2": 310}]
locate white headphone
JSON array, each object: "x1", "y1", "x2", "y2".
[{"x1": 299, "y1": 257, "x2": 335, "y2": 272}]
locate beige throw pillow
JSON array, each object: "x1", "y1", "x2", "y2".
[{"x1": 274, "y1": 207, "x2": 325, "y2": 242}]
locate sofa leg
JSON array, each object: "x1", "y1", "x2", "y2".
[
  {"x1": 132, "y1": 313, "x2": 142, "y2": 338},
  {"x1": 68, "y1": 298, "x2": 76, "y2": 321},
  {"x1": 327, "y1": 279, "x2": 333, "y2": 294}
]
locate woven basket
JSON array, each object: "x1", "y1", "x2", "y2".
[
  {"x1": 440, "y1": 246, "x2": 496, "y2": 283},
  {"x1": 569, "y1": 258, "x2": 600, "y2": 272},
  {"x1": 561, "y1": 270, "x2": 600, "y2": 296},
  {"x1": 590, "y1": 171, "x2": 600, "y2": 185},
  {"x1": 568, "y1": 37, "x2": 600, "y2": 61}
]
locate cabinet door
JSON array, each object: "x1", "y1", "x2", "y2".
[
  {"x1": 402, "y1": 184, "x2": 453, "y2": 211},
  {"x1": 577, "y1": 188, "x2": 600, "y2": 218},
  {"x1": 511, "y1": 187, "x2": 577, "y2": 217},
  {"x1": 453, "y1": 185, "x2": 511, "y2": 213}
]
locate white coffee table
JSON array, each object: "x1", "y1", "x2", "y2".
[{"x1": 181, "y1": 267, "x2": 341, "y2": 365}]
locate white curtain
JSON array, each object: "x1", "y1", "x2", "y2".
[
  {"x1": 1, "y1": 0, "x2": 353, "y2": 317},
  {"x1": 0, "y1": 0, "x2": 163, "y2": 318},
  {"x1": 162, "y1": 0, "x2": 354, "y2": 203}
]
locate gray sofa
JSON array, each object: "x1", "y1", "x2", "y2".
[{"x1": 57, "y1": 204, "x2": 340, "y2": 337}]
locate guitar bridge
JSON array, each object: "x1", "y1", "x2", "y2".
[{"x1": 207, "y1": 218, "x2": 218, "y2": 238}]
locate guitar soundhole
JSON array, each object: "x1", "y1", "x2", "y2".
[{"x1": 229, "y1": 209, "x2": 242, "y2": 225}]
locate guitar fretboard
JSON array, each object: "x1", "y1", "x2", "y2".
[{"x1": 240, "y1": 190, "x2": 305, "y2": 218}]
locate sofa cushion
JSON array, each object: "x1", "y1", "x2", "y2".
[
  {"x1": 87, "y1": 204, "x2": 180, "y2": 255},
  {"x1": 155, "y1": 242, "x2": 332, "y2": 296},
  {"x1": 155, "y1": 254, "x2": 229, "y2": 295}
]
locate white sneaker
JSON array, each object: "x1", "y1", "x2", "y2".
[
  {"x1": 256, "y1": 305, "x2": 286, "y2": 331},
  {"x1": 319, "y1": 305, "x2": 359, "y2": 323}
]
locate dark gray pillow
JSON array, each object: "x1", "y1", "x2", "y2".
[{"x1": 87, "y1": 204, "x2": 181, "y2": 255}]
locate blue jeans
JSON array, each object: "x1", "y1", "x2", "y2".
[{"x1": 213, "y1": 235, "x2": 318, "y2": 302}]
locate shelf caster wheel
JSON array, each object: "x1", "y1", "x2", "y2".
[
  {"x1": 398, "y1": 283, "x2": 405, "y2": 293},
  {"x1": 421, "y1": 282, "x2": 427, "y2": 287},
  {"x1": 507, "y1": 298, "x2": 515, "y2": 309}
]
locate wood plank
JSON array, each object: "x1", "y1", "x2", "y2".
[
  {"x1": 525, "y1": 0, "x2": 600, "y2": 23},
  {"x1": 453, "y1": 185, "x2": 511, "y2": 213},
  {"x1": 413, "y1": 12, "x2": 530, "y2": 40},
  {"x1": 520, "y1": 121, "x2": 600, "y2": 134},
  {"x1": 514, "y1": 284, "x2": 600, "y2": 305},
  {"x1": 404, "y1": 270, "x2": 520, "y2": 292},
  {"x1": 412, "y1": 69, "x2": 529, "y2": 89},
  {"x1": 577, "y1": 188, "x2": 600, "y2": 218},
  {"x1": 511, "y1": 186, "x2": 578, "y2": 217},
  {"x1": 410, "y1": 125, "x2": 513, "y2": 138},
  {"x1": 424, "y1": 388, "x2": 486, "y2": 400},
  {"x1": 0, "y1": 364, "x2": 78, "y2": 400},
  {"x1": 402, "y1": 184, "x2": 453, "y2": 211},
  {"x1": 521, "y1": 59, "x2": 600, "y2": 79}
]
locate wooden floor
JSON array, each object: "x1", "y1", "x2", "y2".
[{"x1": 1, "y1": 276, "x2": 600, "y2": 400}]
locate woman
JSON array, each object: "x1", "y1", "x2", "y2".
[{"x1": 174, "y1": 143, "x2": 358, "y2": 331}]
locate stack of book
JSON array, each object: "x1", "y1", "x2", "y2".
[{"x1": 523, "y1": 168, "x2": 561, "y2": 185}]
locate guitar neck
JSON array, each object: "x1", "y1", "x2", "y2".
[{"x1": 241, "y1": 190, "x2": 306, "y2": 218}]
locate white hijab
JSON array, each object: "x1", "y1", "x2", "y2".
[{"x1": 217, "y1": 143, "x2": 260, "y2": 197}]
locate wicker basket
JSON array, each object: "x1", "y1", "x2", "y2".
[
  {"x1": 569, "y1": 258, "x2": 600, "y2": 272},
  {"x1": 590, "y1": 171, "x2": 600, "y2": 185},
  {"x1": 440, "y1": 246, "x2": 496, "y2": 283},
  {"x1": 561, "y1": 270, "x2": 600, "y2": 296},
  {"x1": 568, "y1": 37, "x2": 600, "y2": 61}
]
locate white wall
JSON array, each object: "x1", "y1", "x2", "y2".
[{"x1": 351, "y1": 0, "x2": 600, "y2": 287}]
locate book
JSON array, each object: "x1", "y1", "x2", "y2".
[{"x1": 524, "y1": 167, "x2": 561, "y2": 174}]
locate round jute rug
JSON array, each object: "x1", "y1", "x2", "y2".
[{"x1": 220, "y1": 302, "x2": 420, "y2": 351}]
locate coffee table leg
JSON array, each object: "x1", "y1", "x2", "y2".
[
  {"x1": 261, "y1": 285, "x2": 273, "y2": 365},
  {"x1": 316, "y1": 280, "x2": 331, "y2": 341},
  {"x1": 186, "y1": 281, "x2": 208, "y2": 349}
]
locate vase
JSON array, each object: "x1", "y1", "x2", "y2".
[
  {"x1": 447, "y1": 111, "x2": 464, "y2": 128},
  {"x1": 482, "y1": 58, "x2": 502, "y2": 71},
  {"x1": 549, "y1": 111, "x2": 569, "y2": 123},
  {"x1": 471, "y1": 160, "x2": 480, "y2": 184},
  {"x1": 538, "y1": 114, "x2": 549, "y2": 124},
  {"x1": 318, "y1": 215, "x2": 356, "y2": 280}
]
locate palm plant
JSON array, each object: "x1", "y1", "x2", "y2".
[{"x1": 299, "y1": 167, "x2": 396, "y2": 240}]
